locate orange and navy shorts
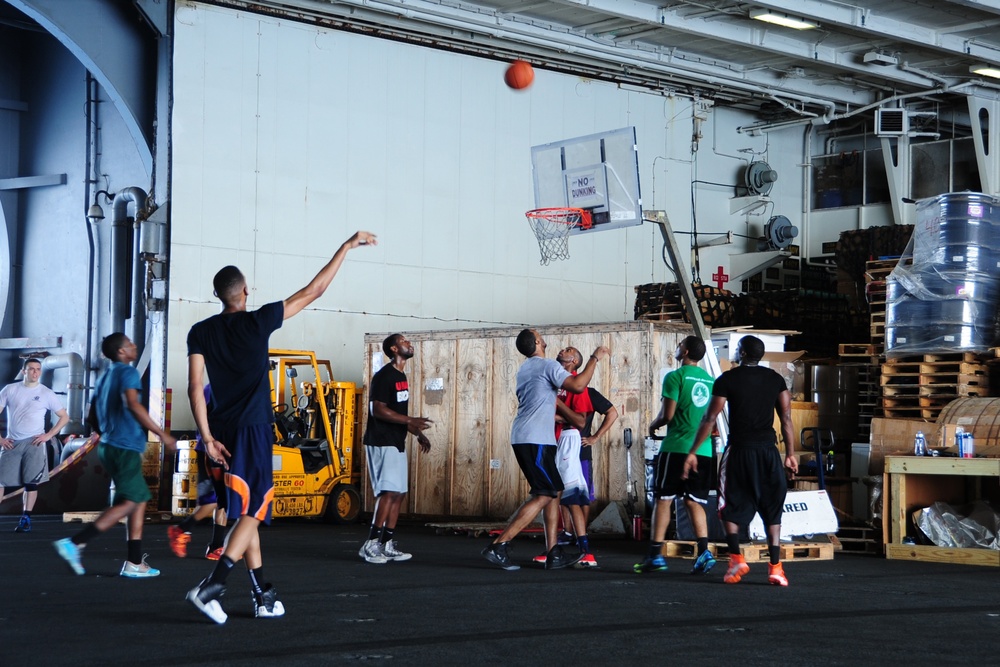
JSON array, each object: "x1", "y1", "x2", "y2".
[{"x1": 214, "y1": 423, "x2": 276, "y2": 524}]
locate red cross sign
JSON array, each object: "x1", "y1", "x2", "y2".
[{"x1": 711, "y1": 266, "x2": 729, "y2": 290}]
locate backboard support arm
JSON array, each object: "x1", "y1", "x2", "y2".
[{"x1": 644, "y1": 210, "x2": 729, "y2": 446}]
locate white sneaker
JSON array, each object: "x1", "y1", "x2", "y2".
[
  {"x1": 253, "y1": 584, "x2": 286, "y2": 618},
  {"x1": 381, "y1": 539, "x2": 412, "y2": 562},
  {"x1": 120, "y1": 555, "x2": 161, "y2": 578},
  {"x1": 360, "y1": 539, "x2": 388, "y2": 564}
]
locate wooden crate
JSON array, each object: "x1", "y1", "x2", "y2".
[
  {"x1": 886, "y1": 456, "x2": 1000, "y2": 566},
  {"x1": 362, "y1": 321, "x2": 695, "y2": 519}
]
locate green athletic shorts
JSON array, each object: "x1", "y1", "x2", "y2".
[{"x1": 98, "y1": 443, "x2": 152, "y2": 504}]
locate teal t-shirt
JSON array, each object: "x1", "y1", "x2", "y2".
[
  {"x1": 94, "y1": 362, "x2": 146, "y2": 452},
  {"x1": 659, "y1": 364, "x2": 715, "y2": 457}
]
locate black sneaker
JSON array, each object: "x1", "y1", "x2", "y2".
[
  {"x1": 545, "y1": 545, "x2": 584, "y2": 570},
  {"x1": 481, "y1": 542, "x2": 520, "y2": 571},
  {"x1": 556, "y1": 530, "x2": 575, "y2": 546},
  {"x1": 186, "y1": 578, "x2": 228, "y2": 624},
  {"x1": 253, "y1": 584, "x2": 285, "y2": 618}
]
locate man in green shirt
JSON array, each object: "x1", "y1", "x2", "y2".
[{"x1": 635, "y1": 335, "x2": 716, "y2": 575}]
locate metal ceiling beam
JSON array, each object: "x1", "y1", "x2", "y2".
[
  {"x1": 544, "y1": 0, "x2": 950, "y2": 89},
  {"x1": 946, "y1": 0, "x2": 1000, "y2": 17},
  {"x1": 7, "y1": 0, "x2": 154, "y2": 174},
  {"x1": 753, "y1": 0, "x2": 1000, "y2": 62},
  {"x1": 230, "y1": 0, "x2": 880, "y2": 105}
]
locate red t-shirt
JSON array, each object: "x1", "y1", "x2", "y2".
[{"x1": 555, "y1": 378, "x2": 595, "y2": 440}]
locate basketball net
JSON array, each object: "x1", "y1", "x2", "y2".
[{"x1": 525, "y1": 208, "x2": 592, "y2": 266}]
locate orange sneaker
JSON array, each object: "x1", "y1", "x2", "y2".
[
  {"x1": 768, "y1": 562, "x2": 788, "y2": 587},
  {"x1": 167, "y1": 525, "x2": 191, "y2": 558},
  {"x1": 723, "y1": 554, "x2": 750, "y2": 584},
  {"x1": 205, "y1": 546, "x2": 224, "y2": 561}
]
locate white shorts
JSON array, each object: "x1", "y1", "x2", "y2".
[
  {"x1": 556, "y1": 429, "x2": 587, "y2": 495},
  {"x1": 365, "y1": 445, "x2": 408, "y2": 496},
  {"x1": 0, "y1": 437, "x2": 50, "y2": 487}
]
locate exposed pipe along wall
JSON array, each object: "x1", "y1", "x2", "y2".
[
  {"x1": 108, "y1": 187, "x2": 149, "y2": 362},
  {"x1": 40, "y1": 353, "x2": 85, "y2": 434}
]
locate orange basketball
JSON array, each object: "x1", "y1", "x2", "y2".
[{"x1": 504, "y1": 60, "x2": 534, "y2": 90}]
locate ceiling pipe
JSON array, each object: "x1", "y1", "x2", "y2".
[
  {"x1": 234, "y1": 0, "x2": 879, "y2": 111},
  {"x1": 739, "y1": 82, "x2": 978, "y2": 134}
]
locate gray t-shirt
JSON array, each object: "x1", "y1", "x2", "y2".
[{"x1": 510, "y1": 356, "x2": 571, "y2": 446}]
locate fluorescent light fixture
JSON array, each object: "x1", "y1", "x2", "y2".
[
  {"x1": 971, "y1": 64, "x2": 1000, "y2": 79},
  {"x1": 750, "y1": 8, "x2": 818, "y2": 30}
]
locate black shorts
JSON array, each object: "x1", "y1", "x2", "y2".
[
  {"x1": 652, "y1": 451, "x2": 713, "y2": 503},
  {"x1": 717, "y1": 442, "x2": 787, "y2": 527},
  {"x1": 512, "y1": 444, "x2": 564, "y2": 497},
  {"x1": 196, "y1": 453, "x2": 228, "y2": 510}
]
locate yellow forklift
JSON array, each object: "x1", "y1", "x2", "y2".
[{"x1": 269, "y1": 349, "x2": 361, "y2": 523}]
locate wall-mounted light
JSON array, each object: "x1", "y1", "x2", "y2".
[
  {"x1": 87, "y1": 189, "x2": 114, "y2": 221},
  {"x1": 970, "y1": 64, "x2": 1000, "y2": 79},
  {"x1": 750, "y1": 8, "x2": 818, "y2": 30}
]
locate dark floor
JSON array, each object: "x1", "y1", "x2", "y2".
[{"x1": 2, "y1": 514, "x2": 998, "y2": 666}]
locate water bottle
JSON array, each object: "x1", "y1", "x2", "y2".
[
  {"x1": 955, "y1": 426, "x2": 965, "y2": 456},
  {"x1": 825, "y1": 450, "x2": 835, "y2": 475},
  {"x1": 963, "y1": 431, "x2": 975, "y2": 459},
  {"x1": 913, "y1": 431, "x2": 926, "y2": 457}
]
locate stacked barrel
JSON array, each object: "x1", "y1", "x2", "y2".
[{"x1": 886, "y1": 192, "x2": 1000, "y2": 357}]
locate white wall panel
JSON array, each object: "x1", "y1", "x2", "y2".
[{"x1": 169, "y1": 1, "x2": 809, "y2": 427}]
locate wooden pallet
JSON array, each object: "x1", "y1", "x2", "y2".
[
  {"x1": 63, "y1": 511, "x2": 174, "y2": 524},
  {"x1": 864, "y1": 259, "x2": 900, "y2": 283},
  {"x1": 885, "y1": 352, "x2": 987, "y2": 364},
  {"x1": 839, "y1": 343, "x2": 876, "y2": 356},
  {"x1": 425, "y1": 521, "x2": 534, "y2": 537},
  {"x1": 663, "y1": 538, "x2": 834, "y2": 562}
]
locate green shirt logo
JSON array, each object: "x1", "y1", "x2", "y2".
[{"x1": 691, "y1": 381, "x2": 711, "y2": 408}]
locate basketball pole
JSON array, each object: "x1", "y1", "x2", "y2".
[{"x1": 643, "y1": 210, "x2": 729, "y2": 445}]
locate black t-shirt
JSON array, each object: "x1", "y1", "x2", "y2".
[
  {"x1": 363, "y1": 364, "x2": 409, "y2": 452},
  {"x1": 712, "y1": 364, "x2": 787, "y2": 446},
  {"x1": 186, "y1": 301, "x2": 283, "y2": 430},
  {"x1": 580, "y1": 387, "x2": 614, "y2": 461}
]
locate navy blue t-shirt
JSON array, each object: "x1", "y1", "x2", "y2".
[{"x1": 187, "y1": 301, "x2": 283, "y2": 430}]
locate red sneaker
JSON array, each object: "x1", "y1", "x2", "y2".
[
  {"x1": 532, "y1": 553, "x2": 547, "y2": 564},
  {"x1": 205, "y1": 546, "x2": 224, "y2": 561},
  {"x1": 167, "y1": 525, "x2": 191, "y2": 558},
  {"x1": 768, "y1": 562, "x2": 789, "y2": 587},
  {"x1": 576, "y1": 553, "x2": 598, "y2": 568},
  {"x1": 723, "y1": 554, "x2": 750, "y2": 584}
]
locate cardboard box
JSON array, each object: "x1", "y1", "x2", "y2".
[{"x1": 712, "y1": 327, "x2": 803, "y2": 391}]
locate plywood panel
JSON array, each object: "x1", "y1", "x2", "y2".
[
  {"x1": 451, "y1": 338, "x2": 491, "y2": 516},
  {"x1": 489, "y1": 335, "x2": 523, "y2": 516},
  {"x1": 410, "y1": 339, "x2": 455, "y2": 515},
  {"x1": 606, "y1": 329, "x2": 646, "y2": 514}
]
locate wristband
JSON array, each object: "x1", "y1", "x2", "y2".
[{"x1": 590, "y1": 355, "x2": 598, "y2": 361}]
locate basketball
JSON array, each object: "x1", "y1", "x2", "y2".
[{"x1": 504, "y1": 60, "x2": 534, "y2": 90}]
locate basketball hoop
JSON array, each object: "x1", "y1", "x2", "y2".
[{"x1": 524, "y1": 208, "x2": 593, "y2": 265}]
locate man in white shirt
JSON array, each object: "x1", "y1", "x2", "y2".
[{"x1": 0, "y1": 358, "x2": 69, "y2": 532}]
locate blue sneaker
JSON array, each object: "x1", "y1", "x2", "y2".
[
  {"x1": 120, "y1": 555, "x2": 161, "y2": 578},
  {"x1": 691, "y1": 549, "x2": 717, "y2": 575},
  {"x1": 14, "y1": 515, "x2": 31, "y2": 532},
  {"x1": 556, "y1": 531, "x2": 575, "y2": 546},
  {"x1": 633, "y1": 554, "x2": 668, "y2": 573},
  {"x1": 53, "y1": 538, "x2": 85, "y2": 575}
]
